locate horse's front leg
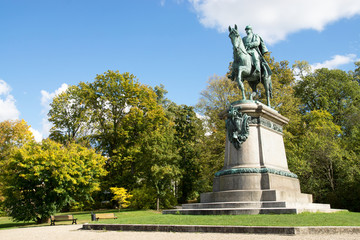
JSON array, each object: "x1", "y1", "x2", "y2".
[{"x1": 237, "y1": 68, "x2": 246, "y2": 100}]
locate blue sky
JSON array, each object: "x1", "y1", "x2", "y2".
[{"x1": 1, "y1": 0, "x2": 360, "y2": 141}]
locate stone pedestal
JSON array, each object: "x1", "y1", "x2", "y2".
[{"x1": 163, "y1": 101, "x2": 342, "y2": 215}]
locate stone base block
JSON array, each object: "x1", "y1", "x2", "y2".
[{"x1": 213, "y1": 173, "x2": 301, "y2": 192}]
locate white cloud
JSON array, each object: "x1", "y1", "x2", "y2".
[
  {"x1": 311, "y1": 54, "x2": 358, "y2": 70},
  {"x1": 41, "y1": 83, "x2": 68, "y2": 108},
  {"x1": 40, "y1": 83, "x2": 69, "y2": 138},
  {"x1": 29, "y1": 127, "x2": 43, "y2": 142},
  {"x1": 0, "y1": 79, "x2": 20, "y2": 121},
  {"x1": 293, "y1": 54, "x2": 358, "y2": 80},
  {"x1": 0, "y1": 79, "x2": 11, "y2": 95},
  {"x1": 189, "y1": 0, "x2": 360, "y2": 44},
  {"x1": 160, "y1": 0, "x2": 184, "y2": 6}
]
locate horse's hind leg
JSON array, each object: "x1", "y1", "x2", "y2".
[
  {"x1": 263, "y1": 76, "x2": 272, "y2": 107},
  {"x1": 249, "y1": 82, "x2": 257, "y2": 100}
]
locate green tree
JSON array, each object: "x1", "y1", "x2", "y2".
[
  {"x1": 138, "y1": 125, "x2": 181, "y2": 211},
  {"x1": 335, "y1": 147, "x2": 360, "y2": 211},
  {"x1": 1, "y1": 139, "x2": 107, "y2": 223},
  {"x1": 291, "y1": 110, "x2": 344, "y2": 198},
  {"x1": 270, "y1": 60, "x2": 299, "y2": 115},
  {"x1": 48, "y1": 71, "x2": 168, "y2": 190},
  {"x1": 48, "y1": 85, "x2": 89, "y2": 145},
  {"x1": 47, "y1": 71, "x2": 183, "y2": 209},
  {"x1": 292, "y1": 60, "x2": 312, "y2": 79},
  {"x1": 109, "y1": 187, "x2": 132, "y2": 210},
  {"x1": 0, "y1": 119, "x2": 34, "y2": 163},
  {"x1": 291, "y1": 62, "x2": 360, "y2": 210},
  {"x1": 171, "y1": 104, "x2": 201, "y2": 203},
  {"x1": 153, "y1": 84, "x2": 171, "y2": 108},
  {"x1": 294, "y1": 66, "x2": 360, "y2": 135},
  {"x1": 84, "y1": 71, "x2": 168, "y2": 189},
  {"x1": 152, "y1": 87, "x2": 202, "y2": 204},
  {"x1": 0, "y1": 119, "x2": 34, "y2": 204},
  {"x1": 129, "y1": 186, "x2": 156, "y2": 210},
  {"x1": 354, "y1": 61, "x2": 360, "y2": 84}
]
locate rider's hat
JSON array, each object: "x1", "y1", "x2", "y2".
[{"x1": 245, "y1": 25, "x2": 252, "y2": 30}]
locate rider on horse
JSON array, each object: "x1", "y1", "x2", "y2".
[
  {"x1": 242, "y1": 25, "x2": 271, "y2": 76},
  {"x1": 228, "y1": 24, "x2": 273, "y2": 106}
]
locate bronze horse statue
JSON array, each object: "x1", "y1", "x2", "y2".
[{"x1": 228, "y1": 25, "x2": 272, "y2": 106}]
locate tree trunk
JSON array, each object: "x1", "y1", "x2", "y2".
[{"x1": 37, "y1": 217, "x2": 50, "y2": 224}]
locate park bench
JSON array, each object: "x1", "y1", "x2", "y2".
[
  {"x1": 94, "y1": 213, "x2": 118, "y2": 221},
  {"x1": 50, "y1": 215, "x2": 77, "y2": 225}
]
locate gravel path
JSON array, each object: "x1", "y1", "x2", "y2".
[{"x1": 1, "y1": 225, "x2": 360, "y2": 240}]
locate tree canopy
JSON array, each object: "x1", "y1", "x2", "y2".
[
  {"x1": 47, "y1": 71, "x2": 186, "y2": 210},
  {"x1": 290, "y1": 62, "x2": 360, "y2": 210},
  {"x1": 1, "y1": 139, "x2": 107, "y2": 222},
  {"x1": 0, "y1": 119, "x2": 34, "y2": 162}
]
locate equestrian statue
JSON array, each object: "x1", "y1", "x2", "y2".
[{"x1": 228, "y1": 24, "x2": 272, "y2": 106}]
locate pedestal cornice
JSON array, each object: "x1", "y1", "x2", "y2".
[{"x1": 219, "y1": 101, "x2": 289, "y2": 126}]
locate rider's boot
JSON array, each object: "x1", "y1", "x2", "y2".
[
  {"x1": 254, "y1": 60, "x2": 261, "y2": 74},
  {"x1": 252, "y1": 56, "x2": 261, "y2": 74}
]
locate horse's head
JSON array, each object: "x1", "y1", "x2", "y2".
[{"x1": 228, "y1": 24, "x2": 242, "y2": 50}]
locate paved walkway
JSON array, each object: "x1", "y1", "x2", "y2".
[{"x1": 0, "y1": 225, "x2": 360, "y2": 240}]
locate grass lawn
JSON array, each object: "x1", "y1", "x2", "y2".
[{"x1": 1, "y1": 210, "x2": 360, "y2": 230}]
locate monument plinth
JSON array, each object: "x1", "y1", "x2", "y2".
[{"x1": 164, "y1": 101, "x2": 340, "y2": 215}]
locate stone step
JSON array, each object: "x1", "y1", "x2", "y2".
[
  {"x1": 201, "y1": 189, "x2": 313, "y2": 203},
  {"x1": 285, "y1": 202, "x2": 331, "y2": 209},
  {"x1": 182, "y1": 201, "x2": 287, "y2": 209},
  {"x1": 182, "y1": 201, "x2": 332, "y2": 210},
  {"x1": 163, "y1": 208, "x2": 298, "y2": 215},
  {"x1": 163, "y1": 206, "x2": 343, "y2": 215},
  {"x1": 296, "y1": 208, "x2": 343, "y2": 213}
]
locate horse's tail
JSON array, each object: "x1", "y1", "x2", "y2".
[{"x1": 261, "y1": 64, "x2": 273, "y2": 99}]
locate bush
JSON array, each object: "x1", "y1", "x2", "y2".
[
  {"x1": 160, "y1": 190, "x2": 178, "y2": 209},
  {"x1": 130, "y1": 186, "x2": 178, "y2": 210},
  {"x1": 0, "y1": 205, "x2": 7, "y2": 217},
  {"x1": 130, "y1": 187, "x2": 156, "y2": 210}
]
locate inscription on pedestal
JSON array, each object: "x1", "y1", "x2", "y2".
[{"x1": 249, "y1": 117, "x2": 283, "y2": 133}]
